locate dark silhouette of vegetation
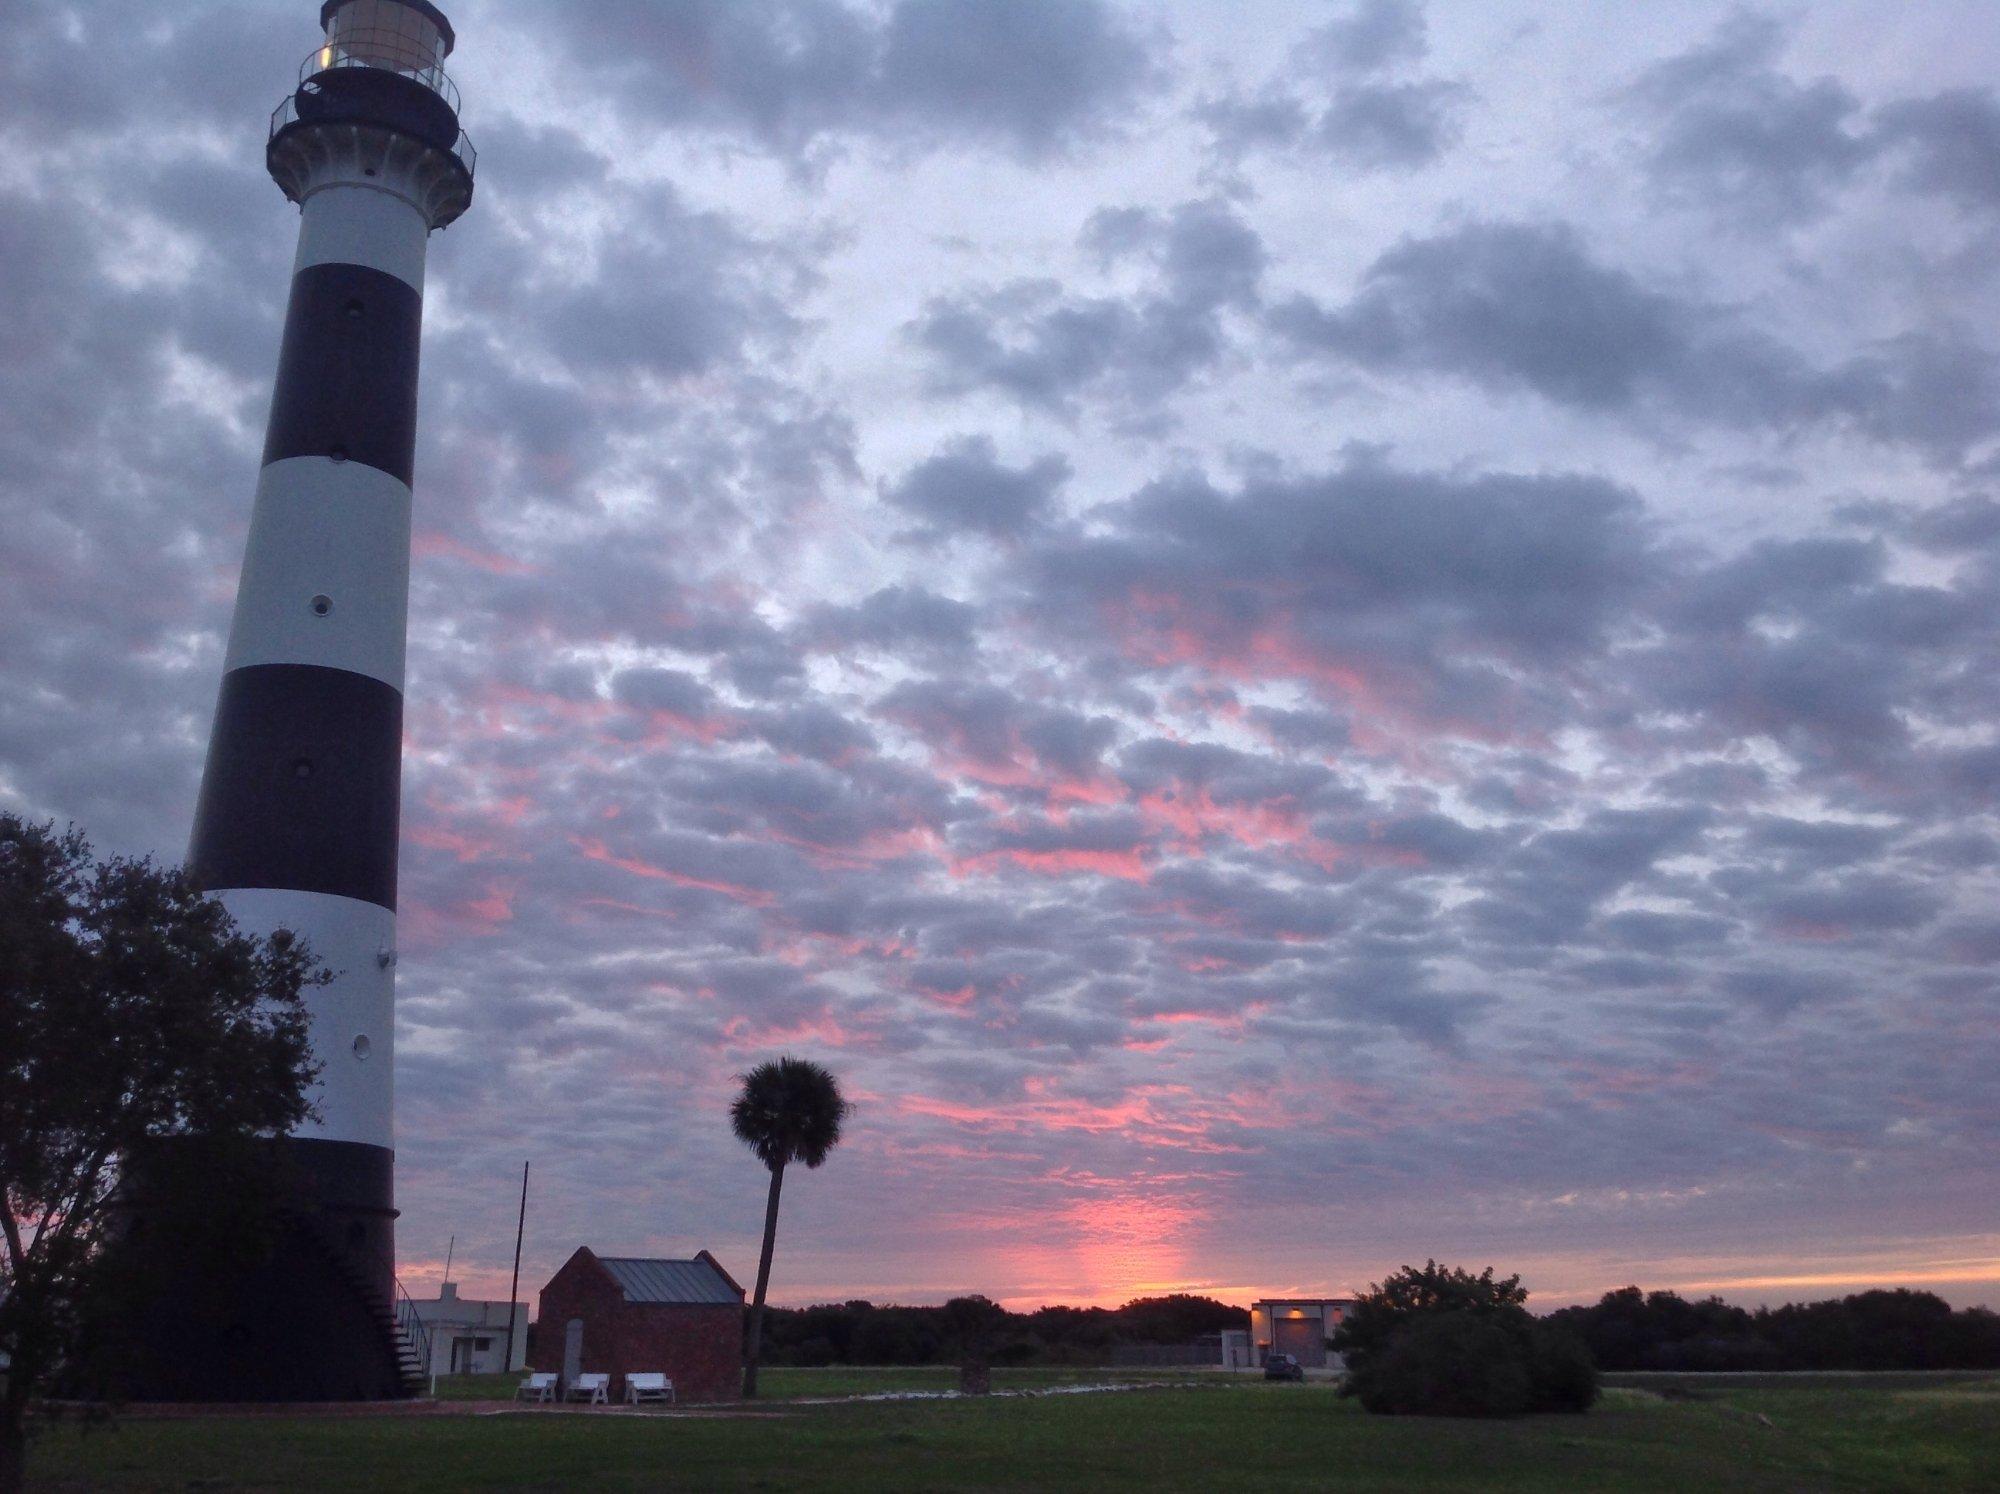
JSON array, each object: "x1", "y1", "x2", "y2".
[
  {"x1": 1333, "y1": 1260, "x2": 1598, "y2": 1417},
  {"x1": 730, "y1": 1056, "x2": 850, "y2": 1399},
  {"x1": 0, "y1": 817, "x2": 321, "y2": 1494},
  {"x1": 751, "y1": 1293, "x2": 1248, "y2": 1368},
  {"x1": 1549, "y1": 1285, "x2": 2000, "y2": 1372}
]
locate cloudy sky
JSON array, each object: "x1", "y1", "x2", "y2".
[{"x1": 6, "y1": 0, "x2": 2000, "y2": 1313}]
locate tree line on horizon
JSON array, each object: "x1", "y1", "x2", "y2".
[
  {"x1": 749, "y1": 1292, "x2": 1248, "y2": 1367},
  {"x1": 1549, "y1": 1284, "x2": 2000, "y2": 1372},
  {"x1": 736, "y1": 1283, "x2": 2000, "y2": 1372}
]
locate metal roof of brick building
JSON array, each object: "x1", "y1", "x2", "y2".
[{"x1": 597, "y1": 1255, "x2": 743, "y2": 1304}]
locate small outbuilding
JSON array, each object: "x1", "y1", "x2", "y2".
[
  {"x1": 1251, "y1": 1298, "x2": 1357, "y2": 1369},
  {"x1": 533, "y1": 1247, "x2": 745, "y2": 1403},
  {"x1": 409, "y1": 1281, "x2": 528, "y2": 1376}
]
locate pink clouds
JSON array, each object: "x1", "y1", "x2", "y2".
[
  {"x1": 574, "y1": 835, "x2": 778, "y2": 908},
  {"x1": 412, "y1": 530, "x2": 538, "y2": 577},
  {"x1": 950, "y1": 845, "x2": 1153, "y2": 881}
]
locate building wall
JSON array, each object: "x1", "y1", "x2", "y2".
[
  {"x1": 428, "y1": 1319, "x2": 526, "y2": 1375},
  {"x1": 533, "y1": 1253, "x2": 744, "y2": 1403},
  {"x1": 1251, "y1": 1300, "x2": 1353, "y2": 1369},
  {"x1": 411, "y1": 1285, "x2": 528, "y2": 1375}
]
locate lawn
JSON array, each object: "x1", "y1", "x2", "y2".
[{"x1": 28, "y1": 1372, "x2": 2000, "y2": 1491}]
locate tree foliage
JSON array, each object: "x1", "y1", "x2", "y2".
[
  {"x1": 751, "y1": 1294, "x2": 1248, "y2": 1367},
  {"x1": 0, "y1": 816, "x2": 321, "y2": 1490},
  {"x1": 1549, "y1": 1285, "x2": 2000, "y2": 1372},
  {"x1": 729, "y1": 1056, "x2": 850, "y2": 1173},
  {"x1": 1334, "y1": 1260, "x2": 1597, "y2": 1417}
]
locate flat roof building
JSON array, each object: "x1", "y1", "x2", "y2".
[
  {"x1": 409, "y1": 1281, "x2": 528, "y2": 1377},
  {"x1": 1251, "y1": 1298, "x2": 1357, "y2": 1369}
]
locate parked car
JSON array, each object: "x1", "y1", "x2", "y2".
[{"x1": 1263, "y1": 1352, "x2": 1305, "y2": 1381}]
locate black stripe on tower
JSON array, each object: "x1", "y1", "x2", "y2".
[
  {"x1": 264, "y1": 262, "x2": 423, "y2": 485},
  {"x1": 112, "y1": 1138, "x2": 407, "y2": 1401},
  {"x1": 189, "y1": 663, "x2": 403, "y2": 908}
]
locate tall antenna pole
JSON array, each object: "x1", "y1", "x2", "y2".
[{"x1": 503, "y1": 1160, "x2": 529, "y2": 1372}]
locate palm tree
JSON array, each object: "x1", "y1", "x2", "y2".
[{"x1": 730, "y1": 1055, "x2": 851, "y2": 1398}]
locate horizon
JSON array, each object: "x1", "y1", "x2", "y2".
[{"x1": 5, "y1": 1, "x2": 1999, "y2": 1324}]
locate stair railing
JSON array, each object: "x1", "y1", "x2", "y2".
[{"x1": 395, "y1": 1276, "x2": 435, "y2": 1392}]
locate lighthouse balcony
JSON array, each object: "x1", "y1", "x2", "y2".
[
  {"x1": 273, "y1": 40, "x2": 474, "y2": 163},
  {"x1": 269, "y1": 47, "x2": 475, "y2": 228}
]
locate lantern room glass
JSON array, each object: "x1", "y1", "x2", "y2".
[{"x1": 322, "y1": 1, "x2": 446, "y2": 76}]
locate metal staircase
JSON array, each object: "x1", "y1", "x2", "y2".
[
  {"x1": 291, "y1": 1214, "x2": 433, "y2": 1397},
  {"x1": 391, "y1": 1278, "x2": 434, "y2": 1395}
]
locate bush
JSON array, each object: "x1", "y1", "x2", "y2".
[
  {"x1": 1524, "y1": 1319, "x2": 1600, "y2": 1413},
  {"x1": 1356, "y1": 1314, "x2": 1534, "y2": 1417},
  {"x1": 1349, "y1": 1311, "x2": 1598, "y2": 1417},
  {"x1": 1336, "y1": 1260, "x2": 1599, "y2": 1417}
]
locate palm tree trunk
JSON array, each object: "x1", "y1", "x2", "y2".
[{"x1": 741, "y1": 1159, "x2": 785, "y2": 1399}]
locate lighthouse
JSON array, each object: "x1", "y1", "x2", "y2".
[{"x1": 131, "y1": 0, "x2": 473, "y2": 1401}]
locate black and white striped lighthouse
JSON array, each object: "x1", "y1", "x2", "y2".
[{"x1": 137, "y1": 0, "x2": 473, "y2": 1401}]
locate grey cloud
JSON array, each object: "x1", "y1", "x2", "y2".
[
  {"x1": 611, "y1": 668, "x2": 718, "y2": 718},
  {"x1": 1272, "y1": 220, "x2": 2000, "y2": 462},
  {"x1": 880, "y1": 436, "x2": 1069, "y2": 543},
  {"x1": 1757, "y1": 874, "x2": 1945, "y2": 936},
  {"x1": 876, "y1": 0, "x2": 1157, "y2": 157},
  {"x1": 1622, "y1": 13, "x2": 1877, "y2": 223},
  {"x1": 911, "y1": 200, "x2": 1263, "y2": 415},
  {"x1": 747, "y1": 703, "x2": 879, "y2": 765},
  {"x1": 1025, "y1": 453, "x2": 1657, "y2": 669},
  {"x1": 1897, "y1": 494, "x2": 2000, "y2": 553},
  {"x1": 801, "y1": 585, "x2": 980, "y2": 656},
  {"x1": 524, "y1": 0, "x2": 1157, "y2": 160},
  {"x1": 1318, "y1": 80, "x2": 1467, "y2": 169},
  {"x1": 1195, "y1": 91, "x2": 1312, "y2": 155},
  {"x1": 880, "y1": 679, "x2": 1119, "y2": 785},
  {"x1": 1874, "y1": 88, "x2": 2000, "y2": 215},
  {"x1": 1302, "y1": 0, "x2": 1429, "y2": 76},
  {"x1": 1201, "y1": 3, "x2": 1462, "y2": 174}
]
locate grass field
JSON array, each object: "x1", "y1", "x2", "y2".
[{"x1": 28, "y1": 1370, "x2": 2000, "y2": 1491}]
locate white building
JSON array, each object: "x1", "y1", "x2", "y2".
[
  {"x1": 1251, "y1": 1298, "x2": 1357, "y2": 1369},
  {"x1": 409, "y1": 1282, "x2": 528, "y2": 1376}
]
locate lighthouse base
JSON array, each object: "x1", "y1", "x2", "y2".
[{"x1": 101, "y1": 1136, "x2": 415, "y2": 1402}]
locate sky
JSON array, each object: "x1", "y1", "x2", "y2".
[{"x1": 4, "y1": 0, "x2": 1999, "y2": 1315}]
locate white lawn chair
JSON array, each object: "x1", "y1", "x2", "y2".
[
  {"x1": 515, "y1": 1372, "x2": 557, "y2": 1404},
  {"x1": 565, "y1": 1372, "x2": 610, "y2": 1405},
  {"x1": 625, "y1": 1372, "x2": 675, "y2": 1405}
]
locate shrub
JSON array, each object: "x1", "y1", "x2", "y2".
[
  {"x1": 1350, "y1": 1311, "x2": 1598, "y2": 1417},
  {"x1": 1356, "y1": 1314, "x2": 1533, "y2": 1417},
  {"x1": 1337, "y1": 1260, "x2": 1599, "y2": 1417},
  {"x1": 1524, "y1": 1319, "x2": 1600, "y2": 1413}
]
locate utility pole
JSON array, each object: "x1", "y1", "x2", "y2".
[{"x1": 504, "y1": 1161, "x2": 530, "y2": 1373}]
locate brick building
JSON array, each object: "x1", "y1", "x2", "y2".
[{"x1": 532, "y1": 1247, "x2": 745, "y2": 1402}]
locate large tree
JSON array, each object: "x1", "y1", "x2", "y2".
[
  {"x1": 729, "y1": 1056, "x2": 849, "y2": 1399},
  {"x1": 0, "y1": 817, "x2": 321, "y2": 1492}
]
